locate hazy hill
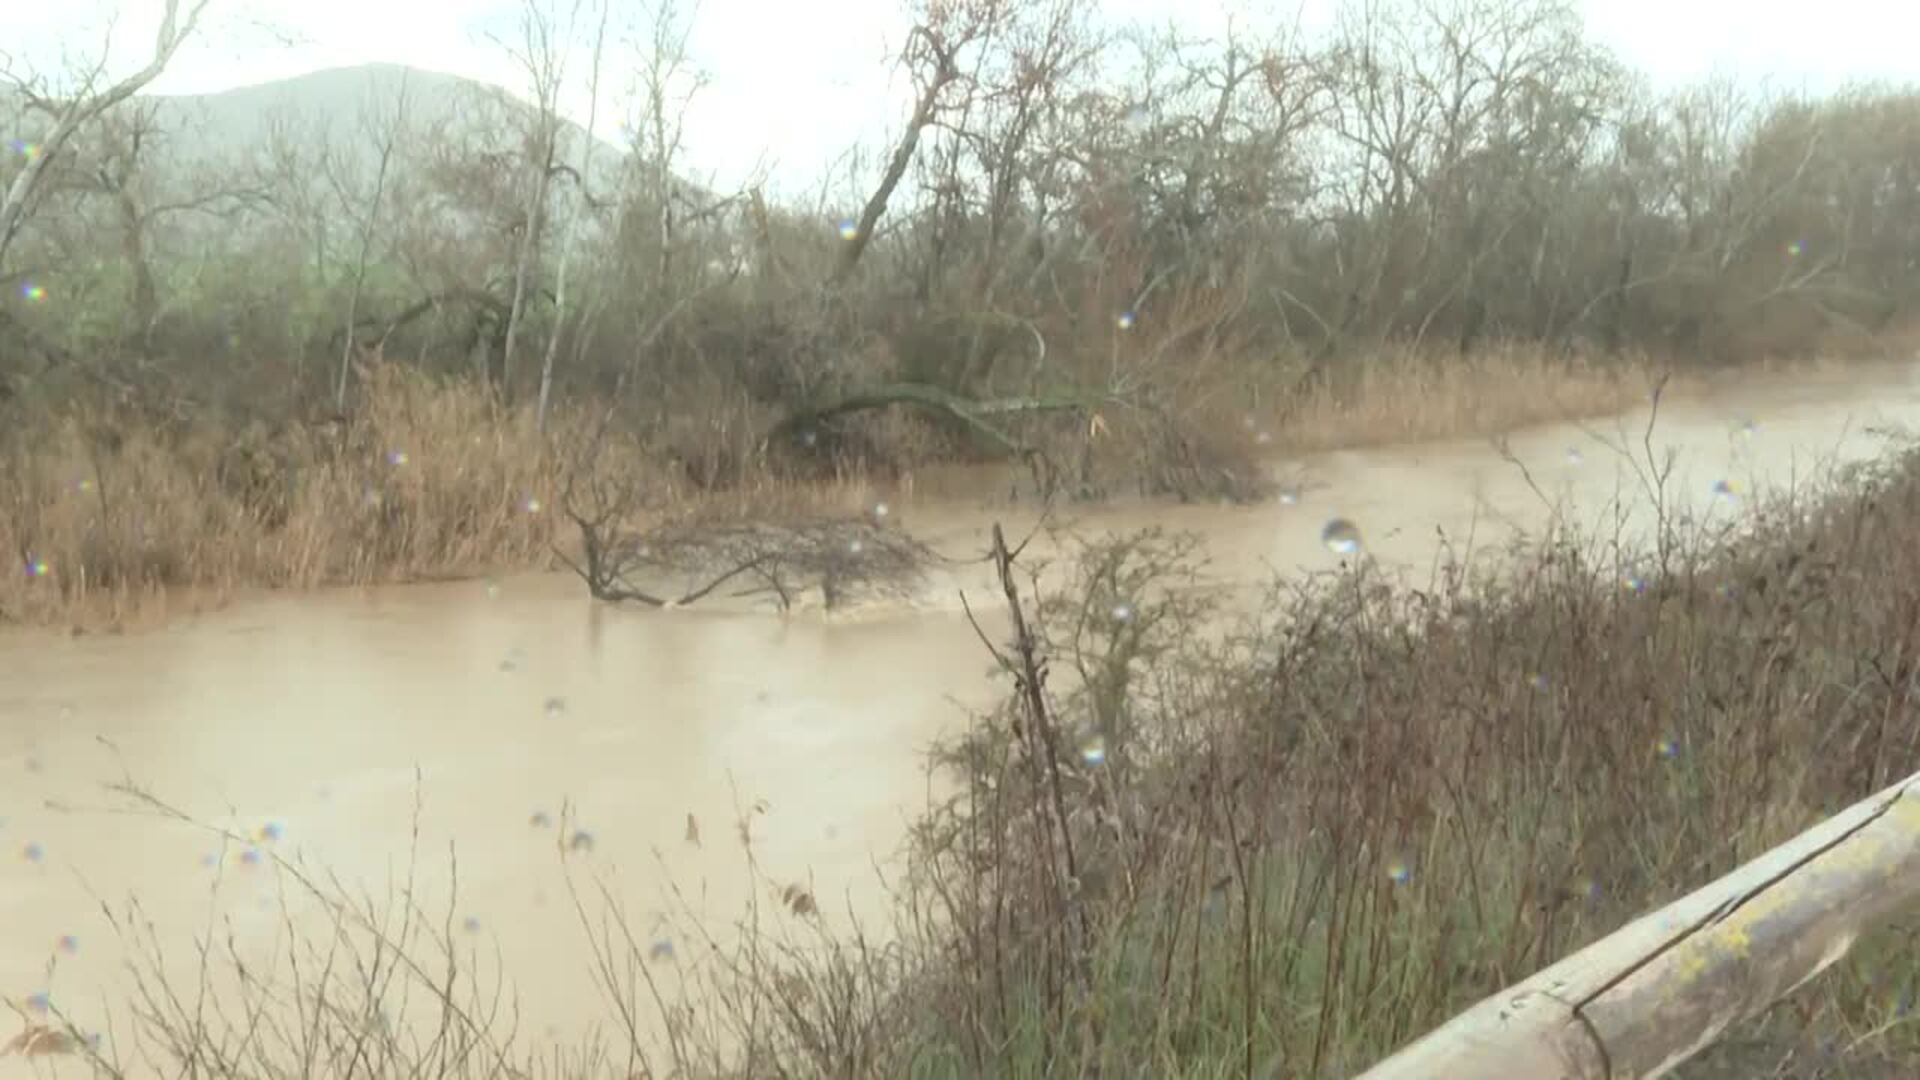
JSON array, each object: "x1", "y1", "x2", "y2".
[
  {"x1": 155, "y1": 63, "x2": 625, "y2": 183},
  {"x1": 3, "y1": 62, "x2": 629, "y2": 199}
]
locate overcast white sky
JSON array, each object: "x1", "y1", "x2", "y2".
[{"x1": 5, "y1": 0, "x2": 1919, "y2": 194}]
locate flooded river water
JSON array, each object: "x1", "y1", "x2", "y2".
[{"x1": 6, "y1": 361, "x2": 1920, "y2": 1065}]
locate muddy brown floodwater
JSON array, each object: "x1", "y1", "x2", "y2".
[{"x1": 5, "y1": 361, "x2": 1920, "y2": 1067}]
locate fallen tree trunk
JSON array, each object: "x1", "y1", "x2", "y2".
[
  {"x1": 767, "y1": 380, "x2": 1116, "y2": 457},
  {"x1": 1356, "y1": 766, "x2": 1920, "y2": 1079}
]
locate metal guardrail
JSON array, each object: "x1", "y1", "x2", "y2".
[{"x1": 1359, "y1": 767, "x2": 1920, "y2": 1079}]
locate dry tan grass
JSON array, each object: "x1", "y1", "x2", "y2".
[
  {"x1": 1267, "y1": 340, "x2": 1681, "y2": 454},
  {"x1": 0, "y1": 366, "x2": 575, "y2": 629}
]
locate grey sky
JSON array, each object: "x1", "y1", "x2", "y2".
[{"x1": 5, "y1": 0, "x2": 1918, "y2": 195}]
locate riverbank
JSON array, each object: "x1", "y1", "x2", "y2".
[{"x1": 8, "y1": 342, "x2": 1880, "y2": 633}]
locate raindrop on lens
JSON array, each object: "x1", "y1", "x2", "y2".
[
  {"x1": 1115, "y1": 309, "x2": 1136, "y2": 331},
  {"x1": 1711, "y1": 478, "x2": 1736, "y2": 500},
  {"x1": 1656, "y1": 737, "x2": 1678, "y2": 759},
  {"x1": 872, "y1": 502, "x2": 889, "y2": 520},
  {"x1": 1078, "y1": 735, "x2": 1108, "y2": 766},
  {"x1": 385, "y1": 449, "x2": 408, "y2": 466},
  {"x1": 1110, "y1": 603, "x2": 1133, "y2": 624},
  {"x1": 1387, "y1": 860, "x2": 1412, "y2": 885},
  {"x1": 1321, "y1": 519, "x2": 1363, "y2": 556},
  {"x1": 837, "y1": 218, "x2": 858, "y2": 241},
  {"x1": 848, "y1": 539, "x2": 864, "y2": 556}
]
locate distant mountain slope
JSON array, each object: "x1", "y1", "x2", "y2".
[
  {"x1": 149, "y1": 62, "x2": 626, "y2": 179},
  {"x1": 2, "y1": 62, "x2": 627, "y2": 193}
]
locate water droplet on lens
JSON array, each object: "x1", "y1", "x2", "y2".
[
  {"x1": 837, "y1": 218, "x2": 858, "y2": 240},
  {"x1": 1528, "y1": 672, "x2": 1549, "y2": 691},
  {"x1": 848, "y1": 539, "x2": 864, "y2": 555},
  {"x1": 1115, "y1": 309, "x2": 1136, "y2": 331},
  {"x1": 872, "y1": 502, "x2": 889, "y2": 520},
  {"x1": 1278, "y1": 489, "x2": 1299, "y2": 506},
  {"x1": 1079, "y1": 735, "x2": 1108, "y2": 766},
  {"x1": 385, "y1": 449, "x2": 409, "y2": 467},
  {"x1": 1321, "y1": 519, "x2": 1363, "y2": 556},
  {"x1": 239, "y1": 848, "x2": 262, "y2": 867},
  {"x1": 1110, "y1": 603, "x2": 1133, "y2": 623},
  {"x1": 256, "y1": 820, "x2": 284, "y2": 844},
  {"x1": 1656, "y1": 737, "x2": 1678, "y2": 759},
  {"x1": 1386, "y1": 860, "x2": 1412, "y2": 885},
  {"x1": 1711, "y1": 478, "x2": 1736, "y2": 500}
]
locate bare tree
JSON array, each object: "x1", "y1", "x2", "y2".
[
  {"x1": 496, "y1": 0, "x2": 579, "y2": 397},
  {"x1": 0, "y1": 0, "x2": 212, "y2": 273},
  {"x1": 536, "y1": 0, "x2": 609, "y2": 433},
  {"x1": 336, "y1": 72, "x2": 411, "y2": 409}
]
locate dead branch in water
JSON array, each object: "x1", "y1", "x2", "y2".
[
  {"x1": 556, "y1": 428, "x2": 930, "y2": 610},
  {"x1": 578, "y1": 516, "x2": 931, "y2": 612}
]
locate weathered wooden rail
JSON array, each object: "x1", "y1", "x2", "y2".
[{"x1": 1358, "y1": 767, "x2": 1920, "y2": 1078}]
